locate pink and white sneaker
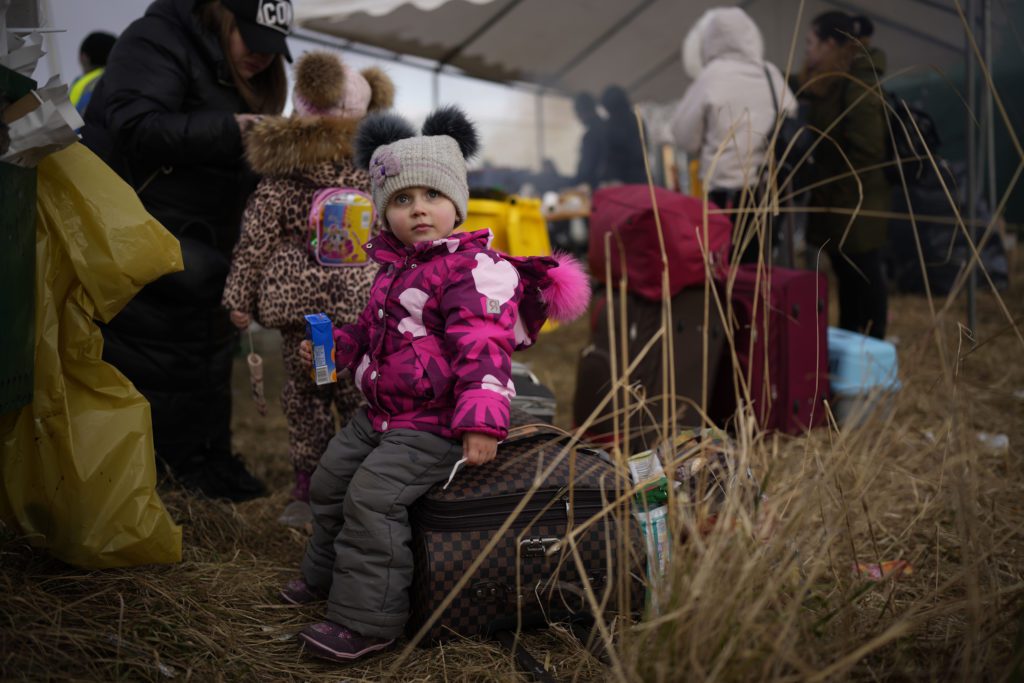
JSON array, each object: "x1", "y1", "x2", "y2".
[{"x1": 298, "y1": 620, "x2": 395, "y2": 661}]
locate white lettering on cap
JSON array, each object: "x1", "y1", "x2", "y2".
[{"x1": 257, "y1": 0, "x2": 292, "y2": 35}]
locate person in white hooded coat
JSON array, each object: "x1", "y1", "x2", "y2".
[{"x1": 670, "y1": 7, "x2": 796, "y2": 207}]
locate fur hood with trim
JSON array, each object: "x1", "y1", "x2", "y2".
[
  {"x1": 244, "y1": 115, "x2": 360, "y2": 180},
  {"x1": 243, "y1": 51, "x2": 395, "y2": 180}
]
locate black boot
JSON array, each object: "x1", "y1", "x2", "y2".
[
  {"x1": 185, "y1": 448, "x2": 268, "y2": 502},
  {"x1": 158, "y1": 447, "x2": 266, "y2": 502}
]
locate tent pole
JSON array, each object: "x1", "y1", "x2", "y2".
[
  {"x1": 535, "y1": 89, "x2": 545, "y2": 172},
  {"x1": 965, "y1": 0, "x2": 978, "y2": 333},
  {"x1": 0, "y1": 1, "x2": 7, "y2": 57},
  {"x1": 984, "y1": 0, "x2": 996, "y2": 215}
]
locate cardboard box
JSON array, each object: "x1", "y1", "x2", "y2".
[{"x1": 304, "y1": 313, "x2": 336, "y2": 385}]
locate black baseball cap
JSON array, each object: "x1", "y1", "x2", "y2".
[{"x1": 221, "y1": 0, "x2": 293, "y2": 62}]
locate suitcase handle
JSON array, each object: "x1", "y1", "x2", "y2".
[
  {"x1": 470, "y1": 574, "x2": 608, "y2": 606},
  {"x1": 520, "y1": 536, "x2": 561, "y2": 558}
]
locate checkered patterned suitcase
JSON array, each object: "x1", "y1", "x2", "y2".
[{"x1": 407, "y1": 429, "x2": 645, "y2": 644}]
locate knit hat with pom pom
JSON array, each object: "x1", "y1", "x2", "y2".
[
  {"x1": 292, "y1": 51, "x2": 395, "y2": 119},
  {"x1": 354, "y1": 105, "x2": 479, "y2": 226}
]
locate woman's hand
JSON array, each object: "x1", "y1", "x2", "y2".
[
  {"x1": 234, "y1": 113, "x2": 264, "y2": 133},
  {"x1": 462, "y1": 432, "x2": 498, "y2": 466},
  {"x1": 229, "y1": 310, "x2": 251, "y2": 329},
  {"x1": 298, "y1": 340, "x2": 313, "y2": 369}
]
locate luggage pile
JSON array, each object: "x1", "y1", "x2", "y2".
[
  {"x1": 574, "y1": 184, "x2": 901, "y2": 442},
  {"x1": 573, "y1": 185, "x2": 731, "y2": 447},
  {"x1": 575, "y1": 185, "x2": 830, "y2": 441}
]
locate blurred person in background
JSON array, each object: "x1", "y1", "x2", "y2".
[
  {"x1": 572, "y1": 92, "x2": 607, "y2": 190},
  {"x1": 670, "y1": 5, "x2": 796, "y2": 263},
  {"x1": 601, "y1": 85, "x2": 647, "y2": 185},
  {"x1": 797, "y1": 11, "x2": 890, "y2": 339},
  {"x1": 82, "y1": 0, "x2": 291, "y2": 501},
  {"x1": 69, "y1": 31, "x2": 117, "y2": 116}
]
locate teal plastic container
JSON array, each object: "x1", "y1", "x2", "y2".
[{"x1": 827, "y1": 327, "x2": 901, "y2": 426}]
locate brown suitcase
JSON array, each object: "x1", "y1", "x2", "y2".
[
  {"x1": 572, "y1": 287, "x2": 727, "y2": 449},
  {"x1": 407, "y1": 427, "x2": 644, "y2": 644}
]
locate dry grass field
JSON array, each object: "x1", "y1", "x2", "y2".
[{"x1": 2, "y1": 248, "x2": 1023, "y2": 681}]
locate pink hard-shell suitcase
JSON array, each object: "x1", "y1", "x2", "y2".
[{"x1": 712, "y1": 265, "x2": 829, "y2": 434}]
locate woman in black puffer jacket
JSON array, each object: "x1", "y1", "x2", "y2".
[{"x1": 82, "y1": 0, "x2": 289, "y2": 501}]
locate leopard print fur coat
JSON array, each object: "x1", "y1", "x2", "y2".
[{"x1": 222, "y1": 115, "x2": 378, "y2": 330}]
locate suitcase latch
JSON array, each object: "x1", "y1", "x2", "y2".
[
  {"x1": 520, "y1": 537, "x2": 561, "y2": 557},
  {"x1": 472, "y1": 581, "x2": 505, "y2": 603}
]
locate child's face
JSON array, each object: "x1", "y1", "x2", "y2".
[{"x1": 386, "y1": 187, "x2": 458, "y2": 247}]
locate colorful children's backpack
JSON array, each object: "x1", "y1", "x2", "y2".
[{"x1": 307, "y1": 187, "x2": 375, "y2": 266}]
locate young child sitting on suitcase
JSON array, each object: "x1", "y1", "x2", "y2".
[{"x1": 283, "y1": 105, "x2": 590, "y2": 662}]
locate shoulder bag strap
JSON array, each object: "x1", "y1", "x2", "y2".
[{"x1": 763, "y1": 65, "x2": 781, "y2": 119}]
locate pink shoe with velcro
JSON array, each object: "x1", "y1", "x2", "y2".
[{"x1": 298, "y1": 620, "x2": 395, "y2": 662}]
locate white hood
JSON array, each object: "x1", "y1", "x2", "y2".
[
  {"x1": 682, "y1": 7, "x2": 765, "y2": 80},
  {"x1": 671, "y1": 7, "x2": 795, "y2": 192}
]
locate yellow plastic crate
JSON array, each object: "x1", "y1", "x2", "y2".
[{"x1": 458, "y1": 196, "x2": 552, "y2": 258}]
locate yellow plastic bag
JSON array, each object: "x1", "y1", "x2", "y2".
[{"x1": 0, "y1": 143, "x2": 183, "y2": 568}]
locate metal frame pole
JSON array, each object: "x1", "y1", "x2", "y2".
[
  {"x1": 984, "y1": 0, "x2": 996, "y2": 215},
  {"x1": 0, "y1": 0, "x2": 9, "y2": 57},
  {"x1": 535, "y1": 89, "x2": 545, "y2": 171},
  {"x1": 966, "y1": 0, "x2": 978, "y2": 332}
]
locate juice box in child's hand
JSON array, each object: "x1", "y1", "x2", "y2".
[{"x1": 304, "y1": 313, "x2": 336, "y2": 385}]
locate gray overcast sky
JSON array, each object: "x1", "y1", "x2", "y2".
[{"x1": 31, "y1": 0, "x2": 582, "y2": 174}]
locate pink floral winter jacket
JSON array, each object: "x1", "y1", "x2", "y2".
[{"x1": 334, "y1": 228, "x2": 558, "y2": 441}]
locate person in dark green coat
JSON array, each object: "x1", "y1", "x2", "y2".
[{"x1": 798, "y1": 12, "x2": 891, "y2": 339}]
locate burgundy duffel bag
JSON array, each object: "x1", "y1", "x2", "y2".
[{"x1": 589, "y1": 185, "x2": 731, "y2": 301}]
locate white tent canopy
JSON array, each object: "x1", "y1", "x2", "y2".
[
  {"x1": 296, "y1": 0, "x2": 1008, "y2": 329},
  {"x1": 295, "y1": 0, "x2": 982, "y2": 102}
]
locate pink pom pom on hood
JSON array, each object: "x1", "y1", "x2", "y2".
[
  {"x1": 540, "y1": 252, "x2": 591, "y2": 323},
  {"x1": 505, "y1": 248, "x2": 591, "y2": 350}
]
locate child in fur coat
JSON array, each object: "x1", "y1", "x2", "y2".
[
  {"x1": 281, "y1": 106, "x2": 591, "y2": 662},
  {"x1": 221, "y1": 52, "x2": 394, "y2": 509}
]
